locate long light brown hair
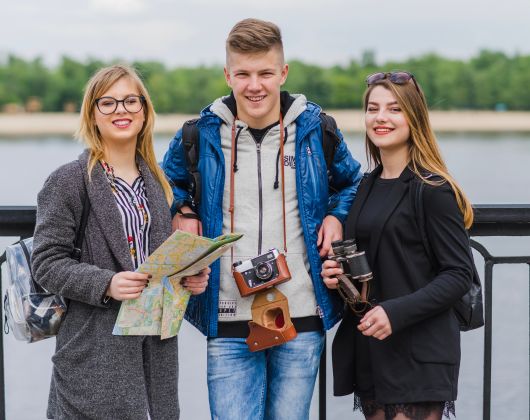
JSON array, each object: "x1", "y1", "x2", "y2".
[
  {"x1": 76, "y1": 64, "x2": 173, "y2": 206},
  {"x1": 363, "y1": 76, "x2": 474, "y2": 228}
]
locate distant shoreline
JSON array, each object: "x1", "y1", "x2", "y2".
[{"x1": 1, "y1": 111, "x2": 530, "y2": 136}]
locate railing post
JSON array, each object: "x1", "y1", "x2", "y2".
[
  {"x1": 0, "y1": 274, "x2": 4, "y2": 420},
  {"x1": 482, "y1": 260, "x2": 494, "y2": 420},
  {"x1": 319, "y1": 337, "x2": 326, "y2": 420}
]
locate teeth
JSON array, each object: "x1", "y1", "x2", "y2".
[
  {"x1": 248, "y1": 96, "x2": 265, "y2": 102},
  {"x1": 375, "y1": 128, "x2": 392, "y2": 133},
  {"x1": 113, "y1": 120, "x2": 130, "y2": 127}
]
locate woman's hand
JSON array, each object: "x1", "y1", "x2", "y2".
[
  {"x1": 107, "y1": 271, "x2": 150, "y2": 301},
  {"x1": 321, "y1": 258, "x2": 343, "y2": 289},
  {"x1": 172, "y1": 206, "x2": 203, "y2": 235},
  {"x1": 358, "y1": 306, "x2": 392, "y2": 340},
  {"x1": 180, "y1": 267, "x2": 211, "y2": 295}
]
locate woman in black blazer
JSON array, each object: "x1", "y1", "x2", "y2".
[{"x1": 322, "y1": 72, "x2": 474, "y2": 420}]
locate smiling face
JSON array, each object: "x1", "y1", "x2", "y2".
[
  {"x1": 93, "y1": 76, "x2": 145, "y2": 148},
  {"x1": 365, "y1": 85, "x2": 410, "y2": 154},
  {"x1": 224, "y1": 47, "x2": 288, "y2": 129}
]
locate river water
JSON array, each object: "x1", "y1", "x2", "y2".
[{"x1": 0, "y1": 132, "x2": 529, "y2": 420}]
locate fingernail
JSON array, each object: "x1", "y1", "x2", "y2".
[{"x1": 148, "y1": 274, "x2": 153, "y2": 279}]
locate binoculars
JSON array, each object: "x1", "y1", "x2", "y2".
[{"x1": 329, "y1": 239, "x2": 373, "y2": 316}]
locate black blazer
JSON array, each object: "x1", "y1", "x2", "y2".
[{"x1": 332, "y1": 166, "x2": 473, "y2": 403}]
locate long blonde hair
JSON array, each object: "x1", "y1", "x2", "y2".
[
  {"x1": 363, "y1": 76, "x2": 474, "y2": 229},
  {"x1": 76, "y1": 64, "x2": 173, "y2": 206}
]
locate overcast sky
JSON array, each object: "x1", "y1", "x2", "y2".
[{"x1": 2, "y1": 0, "x2": 530, "y2": 67}]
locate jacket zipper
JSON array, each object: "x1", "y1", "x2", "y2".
[
  {"x1": 256, "y1": 141, "x2": 263, "y2": 255},
  {"x1": 253, "y1": 125, "x2": 284, "y2": 255}
]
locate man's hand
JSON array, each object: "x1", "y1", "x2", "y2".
[
  {"x1": 172, "y1": 206, "x2": 202, "y2": 235},
  {"x1": 180, "y1": 267, "x2": 211, "y2": 295},
  {"x1": 317, "y1": 215, "x2": 343, "y2": 257}
]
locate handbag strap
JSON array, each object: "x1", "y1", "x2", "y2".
[
  {"x1": 412, "y1": 175, "x2": 476, "y2": 273},
  {"x1": 412, "y1": 175, "x2": 438, "y2": 268}
]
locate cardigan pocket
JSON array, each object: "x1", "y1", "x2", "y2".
[
  {"x1": 52, "y1": 305, "x2": 98, "y2": 363},
  {"x1": 410, "y1": 309, "x2": 460, "y2": 364}
]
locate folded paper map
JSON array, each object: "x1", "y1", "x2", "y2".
[{"x1": 113, "y1": 230, "x2": 242, "y2": 339}]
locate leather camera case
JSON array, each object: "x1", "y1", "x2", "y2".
[{"x1": 245, "y1": 288, "x2": 297, "y2": 352}]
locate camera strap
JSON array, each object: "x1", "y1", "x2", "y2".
[{"x1": 229, "y1": 114, "x2": 288, "y2": 266}]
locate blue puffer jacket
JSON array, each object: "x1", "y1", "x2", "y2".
[{"x1": 162, "y1": 101, "x2": 363, "y2": 337}]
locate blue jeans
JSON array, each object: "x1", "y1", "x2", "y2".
[{"x1": 207, "y1": 331, "x2": 325, "y2": 420}]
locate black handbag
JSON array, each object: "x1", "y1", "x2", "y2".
[
  {"x1": 412, "y1": 177, "x2": 484, "y2": 331},
  {"x1": 452, "y1": 263, "x2": 484, "y2": 331}
]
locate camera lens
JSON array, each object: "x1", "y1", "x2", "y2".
[{"x1": 255, "y1": 262, "x2": 273, "y2": 281}]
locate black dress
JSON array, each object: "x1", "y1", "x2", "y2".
[{"x1": 332, "y1": 167, "x2": 473, "y2": 418}]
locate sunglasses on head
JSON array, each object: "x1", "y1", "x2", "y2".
[{"x1": 366, "y1": 71, "x2": 420, "y2": 92}]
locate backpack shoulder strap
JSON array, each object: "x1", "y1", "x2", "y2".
[
  {"x1": 72, "y1": 161, "x2": 91, "y2": 261},
  {"x1": 181, "y1": 118, "x2": 201, "y2": 206},
  {"x1": 319, "y1": 112, "x2": 341, "y2": 169},
  {"x1": 72, "y1": 191, "x2": 91, "y2": 261}
]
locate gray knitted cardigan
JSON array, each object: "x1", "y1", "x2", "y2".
[{"x1": 32, "y1": 150, "x2": 179, "y2": 420}]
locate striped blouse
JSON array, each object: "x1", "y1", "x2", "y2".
[{"x1": 101, "y1": 161, "x2": 151, "y2": 269}]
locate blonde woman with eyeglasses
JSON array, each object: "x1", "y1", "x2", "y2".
[
  {"x1": 32, "y1": 65, "x2": 209, "y2": 419},
  {"x1": 321, "y1": 72, "x2": 474, "y2": 420}
]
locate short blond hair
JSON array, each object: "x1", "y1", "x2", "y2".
[{"x1": 226, "y1": 18, "x2": 284, "y2": 62}]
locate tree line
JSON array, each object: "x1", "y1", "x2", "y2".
[{"x1": 1, "y1": 50, "x2": 529, "y2": 113}]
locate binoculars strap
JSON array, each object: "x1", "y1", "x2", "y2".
[{"x1": 338, "y1": 276, "x2": 372, "y2": 316}]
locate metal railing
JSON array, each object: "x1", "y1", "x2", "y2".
[
  {"x1": 1, "y1": 205, "x2": 530, "y2": 420},
  {"x1": 468, "y1": 204, "x2": 530, "y2": 420}
]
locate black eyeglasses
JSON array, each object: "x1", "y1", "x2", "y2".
[
  {"x1": 366, "y1": 71, "x2": 420, "y2": 92},
  {"x1": 95, "y1": 95, "x2": 145, "y2": 115}
]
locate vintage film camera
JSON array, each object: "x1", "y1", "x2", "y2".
[
  {"x1": 329, "y1": 239, "x2": 373, "y2": 315},
  {"x1": 232, "y1": 248, "x2": 291, "y2": 297},
  {"x1": 232, "y1": 248, "x2": 296, "y2": 351}
]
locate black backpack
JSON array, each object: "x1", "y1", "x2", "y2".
[
  {"x1": 180, "y1": 113, "x2": 342, "y2": 207},
  {"x1": 411, "y1": 176, "x2": 484, "y2": 331}
]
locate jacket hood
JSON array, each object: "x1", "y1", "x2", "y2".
[{"x1": 209, "y1": 91, "x2": 307, "y2": 128}]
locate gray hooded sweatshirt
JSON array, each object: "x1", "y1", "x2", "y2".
[{"x1": 210, "y1": 94, "x2": 320, "y2": 326}]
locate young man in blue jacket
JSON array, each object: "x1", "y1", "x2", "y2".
[{"x1": 162, "y1": 18, "x2": 362, "y2": 419}]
